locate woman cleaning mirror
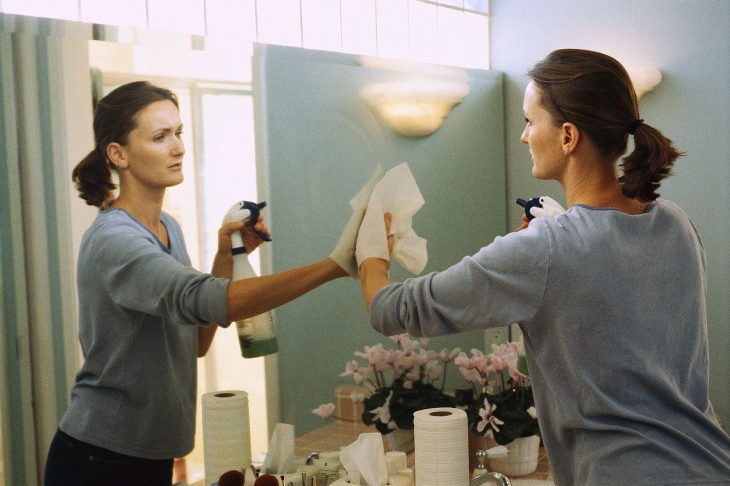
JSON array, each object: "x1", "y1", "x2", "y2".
[
  {"x1": 44, "y1": 81, "x2": 365, "y2": 486},
  {"x1": 357, "y1": 49, "x2": 730, "y2": 485}
]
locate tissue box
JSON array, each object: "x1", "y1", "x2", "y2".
[{"x1": 335, "y1": 385, "x2": 371, "y2": 422}]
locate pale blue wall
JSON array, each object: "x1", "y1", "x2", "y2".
[
  {"x1": 254, "y1": 45, "x2": 508, "y2": 434},
  {"x1": 490, "y1": 0, "x2": 730, "y2": 430}
]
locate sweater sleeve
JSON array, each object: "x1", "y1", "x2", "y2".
[
  {"x1": 369, "y1": 223, "x2": 551, "y2": 337},
  {"x1": 87, "y1": 216, "x2": 230, "y2": 326}
]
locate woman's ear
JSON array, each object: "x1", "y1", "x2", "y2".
[
  {"x1": 561, "y1": 122, "x2": 580, "y2": 155},
  {"x1": 106, "y1": 142, "x2": 128, "y2": 170}
]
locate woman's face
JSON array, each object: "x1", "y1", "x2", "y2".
[
  {"x1": 520, "y1": 81, "x2": 566, "y2": 181},
  {"x1": 120, "y1": 99, "x2": 185, "y2": 190}
]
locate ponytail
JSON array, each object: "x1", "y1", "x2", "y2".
[
  {"x1": 528, "y1": 49, "x2": 685, "y2": 202},
  {"x1": 619, "y1": 123, "x2": 684, "y2": 202},
  {"x1": 72, "y1": 149, "x2": 116, "y2": 208}
]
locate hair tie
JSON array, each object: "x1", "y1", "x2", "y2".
[{"x1": 627, "y1": 118, "x2": 644, "y2": 135}]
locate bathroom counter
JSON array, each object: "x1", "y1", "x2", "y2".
[{"x1": 294, "y1": 420, "x2": 551, "y2": 480}]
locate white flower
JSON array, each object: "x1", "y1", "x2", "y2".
[
  {"x1": 350, "y1": 391, "x2": 366, "y2": 403},
  {"x1": 425, "y1": 361, "x2": 443, "y2": 382},
  {"x1": 370, "y1": 391, "x2": 394, "y2": 424},
  {"x1": 477, "y1": 397, "x2": 504, "y2": 437},
  {"x1": 312, "y1": 403, "x2": 336, "y2": 419}
]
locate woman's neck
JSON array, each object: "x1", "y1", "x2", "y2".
[
  {"x1": 561, "y1": 155, "x2": 648, "y2": 215},
  {"x1": 112, "y1": 187, "x2": 165, "y2": 234}
]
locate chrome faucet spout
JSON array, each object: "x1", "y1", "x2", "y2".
[{"x1": 469, "y1": 471, "x2": 511, "y2": 486}]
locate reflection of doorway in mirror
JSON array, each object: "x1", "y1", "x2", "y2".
[{"x1": 89, "y1": 42, "x2": 270, "y2": 485}]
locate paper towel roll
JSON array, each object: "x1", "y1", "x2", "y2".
[
  {"x1": 413, "y1": 407, "x2": 469, "y2": 486},
  {"x1": 203, "y1": 390, "x2": 252, "y2": 486}
]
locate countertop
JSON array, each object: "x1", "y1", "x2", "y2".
[{"x1": 294, "y1": 420, "x2": 551, "y2": 481}]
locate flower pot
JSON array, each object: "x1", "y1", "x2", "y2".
[
  {"x1": 385, "y1": 427, "x2": 415, "y2": 453},
  {"x1": 486, "y1": 435, "x2": 540, "y2": 477}
]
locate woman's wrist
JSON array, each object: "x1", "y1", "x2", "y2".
[{"x1": 359, "y1": 257, "x2": 391, "y2": 313}]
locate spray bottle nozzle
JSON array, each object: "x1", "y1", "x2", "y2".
[
  {"x1": 224, "y1": 200, "x2": 272, "y2": 251},
  {"x1": 516, "y1": 197, "x2": 543, "y2": 221},
  {"x1": 516, "y1": 196, "x2": 566, "y2": 221}
]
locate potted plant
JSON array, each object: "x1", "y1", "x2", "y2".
[
  {"x1": 455, "y1": 341, "x2": 541, "y2": 477},
  {"x1": 314, "y1": 334, "x2": 461, "y2": 452}
]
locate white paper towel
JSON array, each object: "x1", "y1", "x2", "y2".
[
  {"x1": 339, "y1": 432, "x2": 389, "y2": 486},
  {"x1": 356, "y1": 162, "x2": 427, "y2": 274},
  {"x1": 413, "y1": 407, "x2": 469, "y2": 486},
  {"x1": 202, "y1": 390, "x2": 252, "y2": 486},
  {"x1": 261, "y1": 423, "x2": 297, "y2": 474}
]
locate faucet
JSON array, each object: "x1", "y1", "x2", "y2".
[
  {"x1": 469, "y1": 471, "x2": 512, "y2": 486},
  {"x1": 470, "y1": 449, "x2": 511, "y2": 486}
]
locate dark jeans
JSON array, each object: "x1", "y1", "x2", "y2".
[{"x1": 44, "y1": 429, "x2": 173, "y2": 486}]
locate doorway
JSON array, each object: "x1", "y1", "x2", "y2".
[{"x1": 88, "y1": 39, "x2": 274, "y2": 484}]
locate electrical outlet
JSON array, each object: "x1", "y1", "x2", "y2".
[{"x1": 485, "y1": 326, "x2": 509, "y2": 350}]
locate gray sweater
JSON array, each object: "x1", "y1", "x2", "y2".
[
  {"x1": 371, "y1": 199, "x2": 730, "y2": 485},
  {"x1": 60, "y1": 208, "x2": 229, "y2": 459}
]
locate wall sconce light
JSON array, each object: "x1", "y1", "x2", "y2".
[
  {"x1": 627, "y1": 68, "x2": 662, "y2": 100},
  {"x1": 360, "y1": 80, "x2": 469, "y2": 137}
]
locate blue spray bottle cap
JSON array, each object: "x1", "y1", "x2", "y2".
[
  {"x1": 240, "y1": 201, "x2": 272, "y2": 242},
  {"x1": 516, "y1": 197, "x2": 542, "y2": 221}
]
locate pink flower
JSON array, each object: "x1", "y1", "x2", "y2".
[
  {"x1": 312, "y1": 403, "x2": 336, "y2": 419},
  {"x1": 414, "y1": 349, "x2": 432, "y2": 368},
  {"x1": 489, "y1": 343, "x2": 519, "y2": 373},
  {"x1": 438, "y1": 347, "x2": 462, "y2": 362},
  {"x1": 458, "y1": 366, "x2": 481, "y2": 384},
  {"x1": 356, "y1": 344, "x2": 391, "y2": 373},
  {"x1": 340, "y1": 360, "x2": 370, "y2": 385},
  {"x1": 454, "y1": 351, "x2": 471, "y2": 368},
  {"x1": 340, "y1": 360, "x2": 359, "y2": 377},
  {"x1": 392, "y1": 334, "x2": 415, "y2": 352},
  {"x1": 469, "y1": 349, "x2": 489, "y2": 375}
]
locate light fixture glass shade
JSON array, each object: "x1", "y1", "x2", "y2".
[
  {"x1": 628, "y1": 68, "x2": 662, "y2": 100},
  {"x1": 360, "y1": 81, "x2": 469, "y2": 137}
]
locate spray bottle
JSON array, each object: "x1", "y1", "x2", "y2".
[
  {"x1": 223, "y1": 200, "x2": 278, "y2": 358},
  {"x1": 516, "y1": 196, "x2": 566, "y2": 221}
]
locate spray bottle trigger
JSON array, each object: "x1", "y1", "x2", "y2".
[{"x1": 241, "y1": 201, "x2": 272, "y2": 242}]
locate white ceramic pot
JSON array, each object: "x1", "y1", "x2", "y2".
[
  {"x1": 486, "y1": 435, "x2": 541, "y2": 477},
  {"x1": 385, "y1": 427, "x2": 415, "y2": 453}
]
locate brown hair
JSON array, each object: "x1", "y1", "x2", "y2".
[
  {"x1": 527, "y1": 49, "x2": 683, "y2": 201},
  {"x1": 72, "y1": 81, "x2": 179, "y2": 207}
]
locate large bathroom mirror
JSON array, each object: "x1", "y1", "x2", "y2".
[
  {"x1": 1, "y1": 14, "x2": 506, "y2": 484},
  {"x1": 254, "y1": 44, "x2": 507, "y2": 436}
]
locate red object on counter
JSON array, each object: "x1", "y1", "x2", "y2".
[
  {"x1": 218, "y1": 469, "x2": 246, "y2": 486},
  {"x1": 253, "y1": 474, "x2": 279, "y2": 486}
]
